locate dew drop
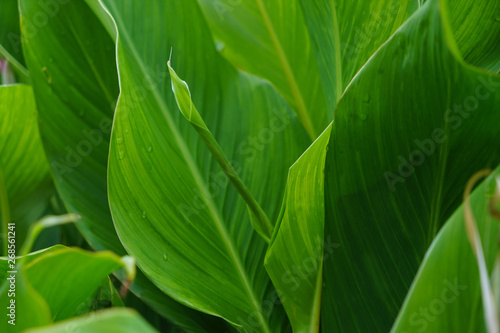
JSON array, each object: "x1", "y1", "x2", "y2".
[
  {"x1": 119, "y1": 151, "x2": 125, "y2": 160},
  {"x1": 163, "y1": 253, "x2": 168, "y2": 261},
  {"x1": 360, "y1": 113, "x2": 367, "y2": 121},
  {"x1": 141, "y1": 211, "x2": 147, "y2": 219},
  {"x1": 116, "y1": 137, "x2": 123, "y2": 144},
  {"x1": 147, "y1": 146, "x2": 152, "y2": 152},
  {"x1": 125, "y1": 129, "x2": 129, "y2": 133},
  {"x1": 495, "y1": 14, "x2": 500, "y2": 22},
  {"x1": 362, "y1": 94, "x2": 370, "y2": 103}
]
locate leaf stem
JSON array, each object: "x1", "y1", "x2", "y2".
[
  {"x1": 20, "y1": 213, "x2": 80, "y2": 257},
  {"x1": 463, "y1": 169, "x2": 499, "y2": 333},
  {"x1": 168, "y1": 61, "x2": 273, "y2": 242}
]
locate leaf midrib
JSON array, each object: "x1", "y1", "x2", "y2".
[
  {"x1": 254, "y1": 0, "x2": 317, "y2": 140},
  {"x1": 104, "y1": 2, "x2": 271, "y2": 331},
  {"x1": 330, "y1": 0, "x2": 343, "y2": 99}
]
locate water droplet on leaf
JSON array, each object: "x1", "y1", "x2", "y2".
[
  {"x1": 119, "y1": 151, "x2": 125, "y2": 160},
  {"x1": 116, "y1": 137, "x2": 123, "y2": 144},
  {"x1": 141, "y1": 211, "x2": 146, "y2": 219},
  {"x1": 147, "y1": 146, "x2": 152, "y2": 152},
  {"x1": 362, "y1": 94, "x2": 370, "y2": 103},
  {"x1": 163, "y1": 253, "x2": 168, "y2": 261},
  {"x1": 360, "y1": 113, "x2": 367, "y2": 121}
]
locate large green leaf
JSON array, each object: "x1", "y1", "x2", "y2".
[
  {"x1": 267, "y1": 0, "x2": 500, "y2": 331},
  {"x1": 392, "y1": 167, "x2": 499, "y2": 332},
  {"x1": 18, "y1": 1, "x2": 222, "y2": 331},
  {"x1": 196, "y1": 0, "x2": 418, "y2": 139},
  {"x1": 25, "y1": 308, "x2": 158, "y2": 333},
  {"x1": 321, "y1": 0, "x2": 500, "y2": 330},
  {"x1": 19, "y1": 0, "x2": 121, "y2": 253},
  {"x1": 0, "y1": 84, "x2": 52, "y2": 254},
  {"x1": 104, "y1": 0, "x2": 307, "y2": 331}
]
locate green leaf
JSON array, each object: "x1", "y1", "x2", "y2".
[
  {"x1": 0, "y1": 0, "x2": 29, "y2": 81},
  {"x1": 18, "y1": 1, "x2": 221, "y2": 331},
  {"x1": 0, "y1": 269, "x2": 52, "y2": 332},
  {"x1": 197, "y1": 0, "x2": 329, "y2": 139},
  {"x1": 269, "y1": 0, "x2": 500, "y2": 331},
  {"x1": 0, "y1": 246, "x2": 132, "y2": 332},
  {"x1": 19, "y1": 0, "x2": 121, "y2": 253},
  {"x1": 197, "y1": 0, "x2": 417, "y2": 139},
  {"x1": 297, "y1": 0, "x2": 417, "y2": 114},
  {"x1": 168, "y1": 61, "x2": 274, "y2": 242},
  {"x1": 23, "y1": 247, "x2": 133, "y2": 322},
  {"x1": 392, "y1": 167, "x2": 500, "y2": 332},
  {"x1": 321, "y1": 0, "x2": 500, "y2": 330},
  {"x1": 0, "y1": 84, "x2": 52, "y2": 255},
  {"x1": 104, "y1": 0, "x2": 306, "y2": 331},
  {"x1": 265, "y1": 124, "x2": 332, "y2": 333},
  {"x1": 445, "y1": 0, "x2": 500, "y2": 72},
  {"x1": 24, "y1": 308, "x2": 158, "y2": 333}
]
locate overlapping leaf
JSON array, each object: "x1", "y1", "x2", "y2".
[
  {"x1": 392, "y1": 167, "x2": 499, "y2": 332},
  {"x1": 264, "y1": 125, "x2": 332, "y2": 333},
  {"x1": 196, "y1": 0, "x2": 328, "y2": 139},
  {"x1": 0, "y1": 84, "x2": 52, "y2": 252},
  {"x1": 103, "y1": 0, "x2": 307, "y2": 331},
  {"x1": 321, "y1": 0, "x2": 500, "y2": 330},
  {"x1": 267, "y1": 0, "x2": 500, "y2": 331},
  {"x1": 197, "y1": 0, "x2": 418, "y2": 139},
  {"x1": 25, "y1": 308, "x2": 158, "y2": 333},
  {"x1": 0, "y1": 246, "x2": 132, "y2": 332},
  {"x1": 0, "y1": 0, "x2": 28, "y2": 81},
  {"x1": 18, "y1": 1, "x2": 222, "y2": 331}
]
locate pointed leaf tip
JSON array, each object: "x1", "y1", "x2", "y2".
[{"x1": 167, "y1": 61, "x2": 208, "y2": 130}]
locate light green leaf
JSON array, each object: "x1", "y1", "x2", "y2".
[
  {"x1": 197, "y1": 0, "x2": 329, "y2": 139},
  {"x1": 18, "y1": 1, "x2": 221, "y2": 331},
  {"x1": 22, "y1": 247, "x2": 133, "y2": 322},
  {"x1": 0, "y1": 246, "x2": 132, "y2": 332},
  {"x1": 104, "y1": 0, "x2": 306, "y2": 331},
  {"x1": 0, "y1": 84, "x2": 52, "y2": 255},
  {"x1": 0, "y1": 269, "x2": 52, "y2": 332},
  {"x1": 168, "y1": 61, "x2": 274, "y2": 242},
  {"x1": 24, "y1": 308, "x2": 158, "y2": 333},
  {"x1": 265, "y1": 124, "x2": 332, "y2": 333},
  {"x1": 392, "y1": 167, "x2": 500, "y2": 332}
]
